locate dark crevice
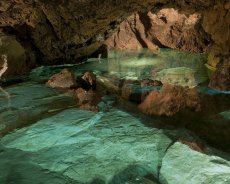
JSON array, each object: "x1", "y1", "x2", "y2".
[
  {"x1": 151, "y1": 37, "x2": 169, "y2": 49},
  {"x1": 138, "y1": 12, "x2": 152, "y2": 36},
  {"x1": 133, "y1": 29, "x2": 148, "y2": 48},
  {"x1": 1, "y1": 25, "x2": 44, "y2": 65},
  {"x1": 128, "y1": 16, "x2": 148, "y2": 48}
]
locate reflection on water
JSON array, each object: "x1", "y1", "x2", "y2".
[
  {"x1": 108, "y1": 49, "x2": 207, "y2": 88},
  {"x1": 0, "y1": 49, "x2": 230, "y2": 184}
]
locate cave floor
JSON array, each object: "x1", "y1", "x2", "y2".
[
  {"x1": 0, "y1": 49, "x2": 230, "y2": 184},
  {"x1": 1, "y1": 101, "x2": 230, "y2": 184}
]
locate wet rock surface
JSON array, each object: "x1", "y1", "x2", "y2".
[
  {"x1": 138, "y1": 84, "x2": 201, "y2": 116},
  {"x1": 46, "y1": 69, "x2": 102, "y2": 112},
  {"x1": 80, "y1": 71, "x2": 97, "y2": 90},
  {"x1": 106, "y1": 9, "x2": 209, "y2": 52},
  {"x1": 1, "y1": 108, "x2": 230, "y2": 184},
  {"x1": 46, "y1": 68, "x2": 77, "y2": 89},
  {"x1": 1, "y1": 52, "x2": 230, "y2": 183},
  {"x1": 0, "y1": 83, "x2": 76, "y2": 136},
  {"x1": 159, "y1": 142, "x2": 230, "y2": 184}
]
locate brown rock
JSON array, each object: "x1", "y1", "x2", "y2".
[
  {"x1": 138, "y1": 84, "x2": 201, "y2": 116},
  {"x1": 79, "y1": 104, "x2": 99, "y2": 112},
  {"x1": 106, "y1": 8, "x2": 210, "y2": 52},
  {"x1": 46, "y1": 68, "x2": 77, "y2": 89},
  {"x1": 121, "y1": 80, "x2": 141, "y2": 103},
  {"x1": 81, "y1": 71, "x2": 96, "y2": 90},
  {"x1": 140, "y1": 79, "x2": 162, "y2": 101},
  {"x1": 202, "y1": 4, "x2": 230, "y2": 55},
  {"x1": 209, "y1": 55, "x2": 230, "y2": 91},
  {"x1": 75, "y1": 88, "x2": 101, "y2": 106},
  {"x1": 0, "y1": 1, "x2": 229, "y2": 65},
  {"x1": 106, "y1": 13, "x2": 159, "y2": 51},
  {"x1": 147, "y1": 9, "x2": 209, "y2": 52}
]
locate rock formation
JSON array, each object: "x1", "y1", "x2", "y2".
[
  {"x1": 138, "y1": 84, "x2": 201, "y2": 116},
  {"x1": 47, "y1": 69, "x2": 101, "y2": 112},
  {"x1": 46, "y1": 68, "x2": 77, "y2": 89},
  {"x1": 0, "y1": 0, "x2": 229, "y2": 89},
  {"x1": 106, "y1": 8, "x2": 210, "y2": 52}
]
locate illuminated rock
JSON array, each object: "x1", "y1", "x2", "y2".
[{"x1": 155, "y1": 67, "x2": 197, "y2": 88}]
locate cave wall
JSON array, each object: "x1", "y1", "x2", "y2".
[
  {"x1": 0, "y1": 0, "x2": 230, "y2": 87},
  {"x1": 106, "y1": 8, "x2": 211, "y2": 52},
  {"x1": 0, "y1": 0, "x2": 229, "y2": 63}
]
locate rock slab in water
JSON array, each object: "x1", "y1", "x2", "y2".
[
  {"x1": 138, "y1": 84, "x2": 201, "y2": 116},
  {"x1": 159, "y1": 142, "x2": 230, "y2": 184},
  {"x1": 1, "y1": 108, "x2": 230, "y2": 184},
  {"x1": 46, "y1": 68, "x2": 77, "y2": 89},
  {"x1": 0, "y1": 83, "x2": 76, "y2": 135}
]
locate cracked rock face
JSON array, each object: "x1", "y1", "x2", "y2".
[
  {"x1": 0, "y1": 0, "x2": 229, "y2": 63},
  {"x1": 106, "y1": 8, "x2": 210, "y2": 52},
  {"x1": 0, "y1": 0, "x2": 229, "y2": 89}
]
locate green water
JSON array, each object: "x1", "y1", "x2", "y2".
[{"x1": 0, "y1": 49, "x2": 230, "y2": 184}]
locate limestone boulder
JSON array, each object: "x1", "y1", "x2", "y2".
[{"x1": 159, "y1": 142, "x2": 230, "y2": 184}]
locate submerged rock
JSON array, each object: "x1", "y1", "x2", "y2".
[
  {"x1": 159, "y1": 142, "x2": 230, "y2": 184},
  {"x1": 1, "y1": 108, "x2": 230, "y2": 184},
  {"x1": 0, "y1": 83, "x2": 76, "y2": 136},
  {"x1": 46, "y1": 68, "x2": 77, "y2": 89},
  {"x1": 0, "y1": 108, "x2": 173, "y2": 183},
  {"x1": 74, "y1": 88, "x2": 101, "y2": 105},
  {"x1": 138, "y1": 84, "x2": 201, "y2": 116}
]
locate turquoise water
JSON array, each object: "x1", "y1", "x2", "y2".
[{"x1": 0, "y1": 49, "x2": 230, "y2": 184}]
